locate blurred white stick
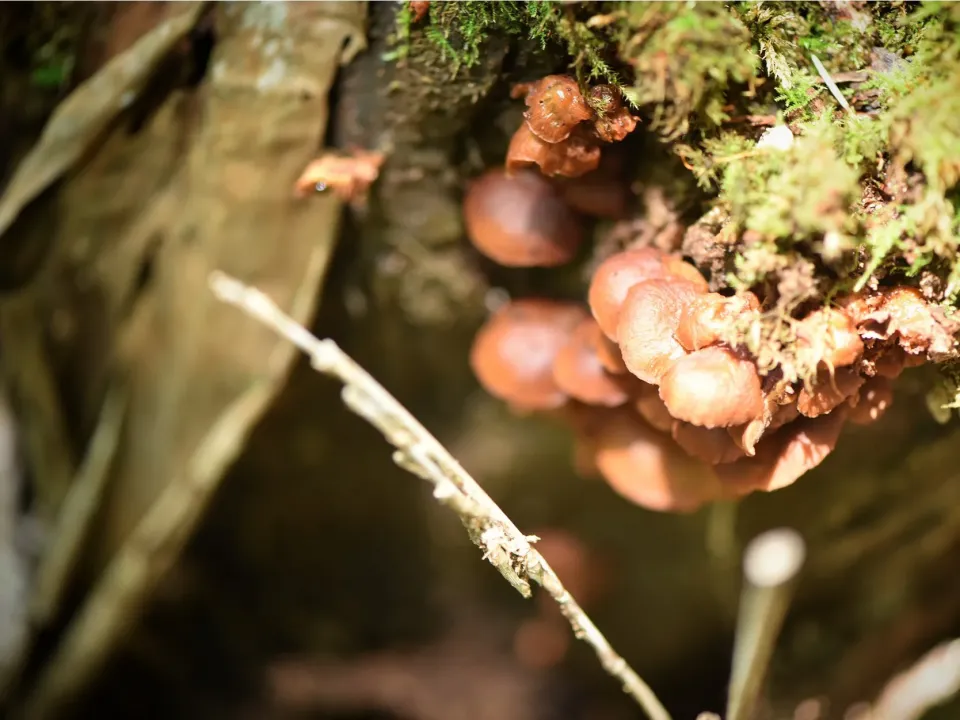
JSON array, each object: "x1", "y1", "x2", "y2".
[{"x1": 727, "y1": 528, "x2": 806, "y2": 720}]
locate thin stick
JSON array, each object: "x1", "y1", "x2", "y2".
[
  {"x1": 208, "y1": 271, "x2": 673, "y2": 720},
  {"x1": 726, "y1": 528, "x2": 806, "y2": 720},
  {"x1": 811, "y1": 54, "x2": 853, "y2": 114}
]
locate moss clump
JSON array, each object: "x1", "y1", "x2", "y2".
[
  {"x1": 390, "y1": 1, "x2": 757, "y2": 137},
  {"x1": 613, "y1": 2, "x2": 757, "y2": 139}
]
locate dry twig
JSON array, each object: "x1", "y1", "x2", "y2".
[{"x1": 208, "y1": 271, "x2": 673, "y2": 720}]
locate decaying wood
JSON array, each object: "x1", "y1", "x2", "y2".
[{"x1": 1, "y1": 2, "x2": 367, "y2": 717}]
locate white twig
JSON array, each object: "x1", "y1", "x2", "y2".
[
  {"x1": 208, "y1": 271, "x2": 673, "y2": 720},
  {"x1": 811, "y1": 54, "x2": 853, "y2": 113}
]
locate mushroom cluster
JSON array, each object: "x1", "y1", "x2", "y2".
[{"x1": 464, "y1": 74, "x2": 942, "y2": 513}]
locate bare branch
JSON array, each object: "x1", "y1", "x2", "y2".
[{"x1": 208, "y1": 271, "x2": 673, "y2": 720}]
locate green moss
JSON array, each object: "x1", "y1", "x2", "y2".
[{"x1": 614, "y1": 2, "x2": 758, "y2": 138}]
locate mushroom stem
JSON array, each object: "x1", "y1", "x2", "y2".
[{"x1": 726, "y1": 528, "x2": 806, "y2": 720}]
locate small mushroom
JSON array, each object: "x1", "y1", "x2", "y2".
[
  {"x1": 515, "y1": 74, "x2": 593, "y2": 144},
  {"x1": 672, "y1": 422, "x2": 746, "y2": 465},
  {"x1": 469, "y1": 299, "x2": 586, "y2": 411},
  {"x1": 553, "y1": 319, "x2": 633, "y2": 407},
  {"x1": 847, "y1": 376, "x2": 893, "y2": 425},
  {"x1": 588, "y1": 248, "x2": 674, "y2": 339},
  {"x1": 591, "y1": 411, "x2": 725, "y2": 512},
  {"x1": 463, "y1": 169, "x2": 582, "y2": 267},
  {"x1": 588, "y1": 248, "x2": 708, "y2": 340},
  {"x1": 872, "y1": 346, "x2": 906, "y2": 379},
  {"x1": 675, "y1": 291, "x2": 760, "y2": 352},
  {"x1": 616, "y1": 278, "x2": 704, "y2": 384},
  {"x1": 633, "y1": 384, "x2": 676, "y2": 433},
  {"x1": 796, "y1": 307, "x2": 864, "y2": 369},
  {"x1": 658, "y1": 346, "x2": 764, "y2": 428},
  {"x1": 588, "y1": 84, "x2": 639, "y2": 143},
  {"x1": 554, "y1": 162, "x2": 630, "y2": 219},
  {"x1": 714, "y1": 411, "x2": 847, "y2": 493},
  {"x1": 506, "y1": 123, "x2": 601, "y2": 178},
  {"x1": 591, "y1": 326, "x2": 629, "y2": 374},
  {"x1": 797, "y1": 367, "x2": 865, "y2": 418}
]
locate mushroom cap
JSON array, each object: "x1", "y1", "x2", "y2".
[
  {"x1": 521, "y1": 74, "x2": 593, "y2": 144},
  {"x1": 714, "y1": 411, "x2": 847, "y2": 493},
  {"x1": 591, "y1": 325, "x2": 629, "y2": 374},
  {"x1": 463, "y1": 169, "x2": 583, "y2": 267},
  {"x1": 589, "y1": 248, "x2": 673, "y2": 339},
  {"x1": 591, "y1": 411, "x2": 725, "y2": 512},
  {"x1": 796, "y1": 307, "x2": 864, "y2": 369},
  {"x1": 676, "y1": 291, "x2": 760, "y2": 352},
  {"x1": 847, "y1": 376, "x2": 893, "y2": 425},
  {"x1": 633, "y1": 384, "x2": 676, "y2": 433},
  {"x1": 797, "y1": 367, "x2": 865, "y2": 418},
  {"x1": 469, "y1": 299, "x2": 586, "y2": 410},
  {"x1": 672, "y1": 422, "x2": 746, "y2": 465},
  {"x1": 506, "y1": 122, "x2": 601, "y2": 179},
  {"x1": 588, "y1": 84, "x2": 639, "y2": 143},
  {"x1": 552, "y1": 319, "x2": 633, "y2": 407},
  {"x1": 617, "y1": 278, "x2": 704, "y2": 384},
  {"x1": 589, "y1": 249, "x2": 708, "y2": 340},
  {"x1": 554, "y1": 173, "x2": 629, "y2": 219},
  {"x1": 658, "y1": 346, "x2": 764, "y2": 428}
]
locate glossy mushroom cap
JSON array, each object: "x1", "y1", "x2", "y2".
[
  {"x1": 590, "y1": 411, "x2": 725, "y2": 512},
  {"x1": 520, "y1": 75, "x2": 593, "y2": 143},
  {"x1": 676, "y1": 291, "x2": 760, "y2": 352},
  {"x1": 616, "y1": 278, "x2": 704, "y2": 384},
  {"x1": 658, "y1": 346, "x2": 764, "y2": 428},
  {"x1": 463, "y1": 169, "x2": 583, "y2": 267},
  {"x1": 470, "y1": 299, "x2": 586, "y2": 411},
  {"x1": 553, "y1": 319, "x2": 633, "y2": 407},
  {"x1": 506, "y1": 123, "x2": 601, "y2": 178},
  {"x1": 588, "y1": 248, "x2": 708, "y2": 340}
]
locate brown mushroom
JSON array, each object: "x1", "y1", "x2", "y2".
[
  {"x1": 554, "y1": 172, "x2": 629, "y2": 219},
  {"x1": 714, "y1": 411, "x2": 847, "y2": 493},
  {"x1": 469, "y1": 299, "x2": 586, "y2": 411},
  {"x1": 676, "y1": 291, "x2": 760, "y2": 352},
  {"x1": 506, "y1": 123, "x2": 601, "y2": 178},
  {"x1": 591, "y1": 411, "x2": 725, "y2": 512},
  {"x1": 672, "y1": 422, "x2": 746, "y2": 465},
  {"x1": 658, "y1": 346, "x2": 764, "y2": 428},
  {"x1": 588, "y1": 248, "x2": 708, "y2": 340},
  {"x1": 463, "y1": 169, "x2": 583, "y2": 267},
  {"x1": 617, "y1": 278, "x2": 704, "y2": 384},
  {"x1": 553, "y1": 319, "x2": 633, "y2": 407},
  {"x1": 796, "y1": 307, "x2": 864, "y2": 369},
  {"x1": 847, "y1": 376, "x2": 894, "y2": 425},
  {"x1": 633, "y1": 384, "x2": 676, "y2": 433},
  {"x1": 588, "y1": 84, "x2": 639, "y2": 143},
  {"x1": 592, "y1": 327, "x2": 628, "y2": 374},
  {"x1": 728, "y1": 388, "x2": 799, "y2": 457},
  {"x1": 797, "y1": 367, "x2": 865, "y2": 418},
  {"x1": 588, "y1": 248, "x2": 674, "y2": 339},
  {"x1": 516, "y1": 74, "x2": 593, "y2": 144}
]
